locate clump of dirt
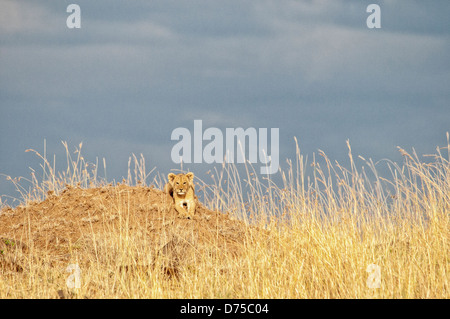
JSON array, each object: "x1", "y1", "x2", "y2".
[{"x1": 0, "y1": 184, "x2": 250, "y2": 277}]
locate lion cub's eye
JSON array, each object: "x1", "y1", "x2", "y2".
[{"x1": 183, "y1": 182, "x2": 186, "y2": 184}]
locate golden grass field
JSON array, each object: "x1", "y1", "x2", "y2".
[{"x1": 0, "y1": 138, "x2": 448, "y2": 299}]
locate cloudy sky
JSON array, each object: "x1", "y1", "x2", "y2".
[{"x1": 1, "y1": 0, "x2": 449, "y2": 203}]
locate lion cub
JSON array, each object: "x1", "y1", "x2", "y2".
[{"x1": 164, "y1": 172, "x2": 197, "y2": 219}]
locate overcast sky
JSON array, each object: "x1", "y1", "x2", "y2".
[{"x1": 1, "y1": 0, "x2": 449, "y2": 204}]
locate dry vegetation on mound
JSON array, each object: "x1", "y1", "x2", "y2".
[
  {"x1": 0, "y1": 183, "x2": 259, "y2": 298},
  {"x1": 0, "y1": 184, "x2": 247, "y2": 273},
  {"x1": 0, "y1": 140, "x2": 449, "y2": 298}
]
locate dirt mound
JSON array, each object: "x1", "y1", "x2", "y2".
[{"x1": 0, "y1": 184, "x2": 249, "y2": 277}]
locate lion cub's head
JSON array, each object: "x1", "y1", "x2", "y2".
[{"x1": 168, "y1": 172, "x2": 194, "y2": 196}]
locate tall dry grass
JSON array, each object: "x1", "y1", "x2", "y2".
[{"x1": 0, "y1": 137, "x2": 448, "y2": 298}]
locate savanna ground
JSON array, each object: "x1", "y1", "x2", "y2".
[{"x1": 0, "y1": 138, "x2": 448, "y2": 299}]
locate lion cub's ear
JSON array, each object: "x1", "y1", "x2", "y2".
[
  {"x1": 168, "y1": 173, "x2": 176, "y2": 183},
  {"x1": 186, "y1": 172, "x2": 194, "y2": 182}
]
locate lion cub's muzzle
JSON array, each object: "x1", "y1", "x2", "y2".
[{"x1": 176, "y1": 189, "x2": 186, "y2": 195}]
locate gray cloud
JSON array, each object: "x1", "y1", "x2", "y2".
[{"x1": 1, "y1": 0, "x2": 449, "y2": 203}]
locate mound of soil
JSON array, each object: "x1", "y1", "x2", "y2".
[{"x1": 0, "y1": 184, "x2": 249, "y2": 276}]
